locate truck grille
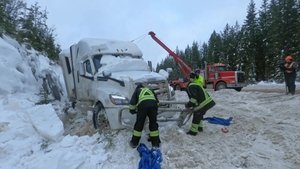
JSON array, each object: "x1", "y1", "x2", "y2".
[
  {"x1": 237, "y1": 72, "x2": 246, "y2": 83},
  {"x1": 144, "y1": 80, "x2": 171, "y2": 100}
]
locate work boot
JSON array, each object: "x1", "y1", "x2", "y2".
[
  {"x1": 151, "y1": 137, "x2": 161, "y2": 148},
  {"x1": 147, "y1": 134, "x2": 151, "y2": 142},
  {"x1": 129, "y1": 140, "x2": 138, "y2": 148},
  {"x1": 186, "y1": 130, "x2": 197, "y2": 136},
  {"x1": 198, "y1": 121, "x2": 203, "y2": 132},
  {"x1": 129, "y1": 136, "x2": 140, "y2": 148},
  {"x1": 152, "y1": 143, "x2": 160, "y2": 148},
  {"x1": 147, "y1": 135, "x2": 161, "y2": 143}
]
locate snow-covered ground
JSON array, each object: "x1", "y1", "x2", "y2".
[{"x1": 1, "y1": 36, "x2": 300, "y2": 169}]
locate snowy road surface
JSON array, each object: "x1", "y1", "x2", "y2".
[
  {"x1": 1, "y1": 83, "x2": 300, "y2": 169},
  {"x1": 98, "y1": 86, "x2": 300, "y2": 169}
]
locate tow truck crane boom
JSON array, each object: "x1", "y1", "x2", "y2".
[{"x1": 148, "y1": 31, "x2": 192, "y2": 79}]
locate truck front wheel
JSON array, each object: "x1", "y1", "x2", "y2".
[
  {"x1": 215, "y1": 82, "x2": 226, "y2": 91},
  {"x1": 92, "y1": 103, "x2": 110, "y2": 132},
  {"x1": 235, "y1": 87, "x2": 242, "y2": 92}
]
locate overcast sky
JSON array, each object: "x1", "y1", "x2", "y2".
[{"x1": 27, "y1": 0, "x2": 262, "y2": 66}]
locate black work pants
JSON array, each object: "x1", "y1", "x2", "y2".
[
  {"x1": 285, "y1": 73, "x2": 296, "y2": 94},
  {"x1": 192, "y1": 110, "x2": 206, "y2": 125},
  {"x1": 131, "y1": 103, "x2": 159, "y2": 146},
  {"x1": 134, "y1": 106, "x2": 158, "y2": 132}
]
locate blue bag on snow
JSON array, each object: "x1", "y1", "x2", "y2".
[
  {"x1": 203, "y1": 116, "x2": 233, "y2": 126},
  {"x1": 150, "y1": 148, "x2": 162, "y2": 169},
  {"x1": 137, "y1": 143, "x2": 163, "y2": 169},
  {"x1": 138, "y1": 143, "x2": 151, "y2": 169}
]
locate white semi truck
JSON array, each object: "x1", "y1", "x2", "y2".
[{"x1": 59, "y1": 38, "x2": 183, "y2": 130}]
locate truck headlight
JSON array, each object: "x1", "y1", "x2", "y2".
[{"x1": 109, "y1": 94, "x2": 129, "y2": 105}]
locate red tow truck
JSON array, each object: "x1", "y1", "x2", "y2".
[{"x1": 149, "y1": 31, "x2": 247, "y2": 91}]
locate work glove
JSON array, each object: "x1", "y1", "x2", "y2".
[
  {"x1": 183, "y1": 107, "x2": 192, "y2": 113},
  {"x1": 130, "y1": 109, "x2": 137, "y2": 114},
  {"x1": 185, "y1": 103, "x2": 191, "y2": 109},
  {"x1": 184, "y1": 103, "x2": 194, "y2": 113}
]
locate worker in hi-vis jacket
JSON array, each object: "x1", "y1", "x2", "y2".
[
  {"x1": 129, "y1": 83, "x2": 160, "y2": 148},
  {"x1": 185, "y1": 72, "x2": 216, "y2": 136}
]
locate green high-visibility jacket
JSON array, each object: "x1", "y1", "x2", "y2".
[
  {"x1": 186, "y1": 82, "x2": 215, "y2": 112},
  {"x1": 129, "y1": 87, "x2": 158, "y2": 111},
  {"x1": 195, "y1": 75, "x2": 204, "y2": 87}
]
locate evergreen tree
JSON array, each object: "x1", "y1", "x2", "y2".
[
  {"x1": 184, "y1": 45, "x2": 192, "y2": 67},
  {"x1": 18, "y1": 2, "x2": 60, "y2": 60},
  {"x1": 264, "y1": 0, "x2": 300, "y2": 80},
  {"x1": 200, "y1": 42, "x2": 208, "y2": 69},
  {"x1": 233, "y1": 22, "x2": 244, "y2": 71},
  {"x1": 153, "y1": 0, "x2": 300, "y2": 83},
  {"x1": 207, "y1": 31, "x2": 223, "y2": 63},
  {"x1": 265, "y1": 0, "x2": 282, "y2": 80},
  {"x1": 44, "y1": 32, "x2": 61, "y2": 60},
  {"x1": 221, "y1": 23, "x2": 241, "y2": 70},
  {"x1": 280, "y1": 0, "x2": 300, "y2": 56},
  {"x1": 0, "y1": 0, "x2": 8, "y2": 34},
  {"x1": 191, "y1": 41, "x2": 201, "y2": 69},
  {"x1": 257, "y1": 0, "x2": 270, "y2": 81},
  {"x1": 240, "y1": 0, "x2": 259, "y2": 81},
  {"x1": 0, "y1": 0, "x2": 24, "y2": 35}
]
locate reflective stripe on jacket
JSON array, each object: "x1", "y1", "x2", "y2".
[
  {"x1": 137, "y1": 88, "x2": 156, "y2": 105},
  {"x1": 129, "y1": 87, "x2": 157, "y2": 111}
]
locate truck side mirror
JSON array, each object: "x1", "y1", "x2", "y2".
[{"x1": 102, "y1": 70, "x2": 112, "y2": 77}]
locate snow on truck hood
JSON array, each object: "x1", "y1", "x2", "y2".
[
  {"x1": 111, "y1": 70, "x2": 166, "y2": 83},
  {"x1": 97, "y1": 57, "x2": 166, "y2": 82}
]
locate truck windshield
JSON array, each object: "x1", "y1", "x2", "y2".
[
  {"x1": 217, "y1": 66, "x2": 227, "y2": 71},
  {"x1": 93, "y1": 54, "x2": 149, "y2": 73}
]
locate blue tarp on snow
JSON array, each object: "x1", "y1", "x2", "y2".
[
  {"x1": 203, "y1": 116, "x2": 233, "y2": 126},
  {"x1": 137, "y1": 143, "x2": 162, "y2": 169}
]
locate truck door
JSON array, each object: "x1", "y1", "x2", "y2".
[
  {"x1": 77, "y1": 59, "x2": 93, "y2": 100},
  {"x1": 208, "y1": 66, "x2": 216, "y2": 80},
  {"x1": 59, "y1": 53, "x2": 76, "y2": 100}
]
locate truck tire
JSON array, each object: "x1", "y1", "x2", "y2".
[
  {"x1": 215, "y1": 82, "x2": 226, "y2": 91},
  {"x1": 92, "y1": 103, "x2": 110, "y2": 132},
  {"x1": 235, "y1": 87, "x2": 242, "y2": 92}
]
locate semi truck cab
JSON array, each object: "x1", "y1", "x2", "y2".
[{"x1": 59, "y1": 38, "x2": 174, "y2": 130}]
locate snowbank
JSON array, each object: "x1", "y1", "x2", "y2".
[
  {"x1": 27, "y1": 104, "x2": 64, "y2": 142},
  {"x1": 0, "y1": 37, "x2": 37, "y2": 94}
]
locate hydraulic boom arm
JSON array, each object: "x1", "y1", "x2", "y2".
[{"x1": 149, "y1": 31, "x2": 192, "y2": 79}]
